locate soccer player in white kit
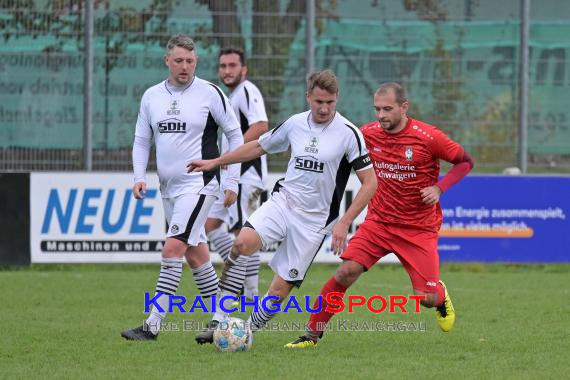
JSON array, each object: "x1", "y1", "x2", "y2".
[
  {"x1": 187, "y1": 47, "x2": 269, "y2": 302},
  {"x1": 121, "y1": 34, "x2": 244, "y2": 341},
  {"x1": 188, "y1": 70, "x2": 377, "y2": 344}
]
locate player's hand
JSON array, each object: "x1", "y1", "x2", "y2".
[
  {"x1": 420, "y1": 185, "x2": 442, "y2": 206},
  {"x1": 331, "y1": 222, "x2": 350, "y2": 255},
  {"x1": 187, "y1": 159, "x2": 218, "y2": 173},
  {"x1": 223, "y1": 189, "x2": 238, "y2": 208},
  {"x1": 132, "y1": 181, "x2": 147, "y2": 200}
]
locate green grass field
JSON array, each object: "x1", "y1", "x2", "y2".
[{"x1": 2, "y1": 263, "x2": 569, "y2": 379}]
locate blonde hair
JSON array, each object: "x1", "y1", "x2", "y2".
[
  {"x1": 166, "y1": 34, "x2": 196, "y2": 54},
  {"x1": 306, "y1": 69, "x2": 339, "y2": 94}
]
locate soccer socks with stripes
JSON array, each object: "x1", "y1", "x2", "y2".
[
  {"x1": 190, "y1": 261, "x2": 219, "y2": 312},
  {"x1": 146, "y1": 257, "x2": 184, "y2": 335},
  {"x1": 244, "y1": 252, "x2": 260, "y2": 300},
  {"x1": 307, "y1": 276, "x2": 347, "y2": 339},
  {"x1": 219, "y1": 253, "x2": 248, "y2": 294},
  {"x1": 212, "y1": 253, "x2": 248, "y2": 322},
  {"x1": 207, "y1": 226, "x2": 233, "y2": 262},
  {"x1": 247, "y1": 292, "x2": 278, "y2": 332}
]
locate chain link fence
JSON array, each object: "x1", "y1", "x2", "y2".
[{"x1": 1, "y1": 0, "x2": 569, "y2": 173}]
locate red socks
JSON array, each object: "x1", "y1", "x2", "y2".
[{"x1": 308, "y1": 276, "x2": 348, "y2": 335}]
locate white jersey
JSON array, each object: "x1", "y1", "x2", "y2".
[
  {"x1": 221, "y1": 80, "x2": 268, "y2": 189},
  {"x1": 258, "y1": 111, "x2": 372, "y2": 233},
  {"x1": 135, "y1": 77, "x2": 242, "y2": 198}
]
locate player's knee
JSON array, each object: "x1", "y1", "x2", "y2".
[
  {"x1": 162, "y1": 238, "x2": 186, "y2": 258},
  {"x1": 335, "y1": 262, "x2": 363, "y2": 287},
  {"x1": 231, "y1": 238, "x2": 249, "y2": 256},
  {"x1": 232, "y1": 232, "x2": 259, "y2": 257}
]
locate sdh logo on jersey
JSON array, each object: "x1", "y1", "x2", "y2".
[
  {"x1": 295, "y1": 155, "x2": 324, "y2": 173},
  {"x1": 158, "y1": 118, "x2": 186, "y2": 133},
  {"x1": 405, "y1": 146, "x2": 413, "y2": 161},
  {"x1": 304, "y1": 136, "x2": 319, "y2": 154},
  {"x1": 167, "y1": 100, "x2": 180, "y2": 115}
]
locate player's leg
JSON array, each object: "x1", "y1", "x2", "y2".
[
  {"x1": 286, "y1": 220, "x2": 389, "y2": 348},
  {"x1": 238, "y1": 184, "x2": 264, "y2": 301},
  {"x1": 185, "y1": 242, "x2": 219, "y2": 313},
  {"x1": 243, "y1": 250, "x2": 260, "y2": 301},
  {"x1": 393, "y1": 227, "x2": 455, "y2": 332},
  {"x1": 249, "y1": 217, "x2": 327, "y2": 334},
  {"x1": 246, "y1": 274, "x2": 295, "y2": 332},
  {"x1": 285, "y1": 259, "x2": 366, "y2": 349},
  {"x1": 205, "y1": 194, "x2": 233, "y2": 263},
  {"x1": 122, "y1": 193, "x2": 215, "y2": 340},
  {"x1": 195, "y1": 197, "x2": 286, "y2": 344},
  {"x1": 195, "y1": 226, "x2": 263, "y2": 344}
]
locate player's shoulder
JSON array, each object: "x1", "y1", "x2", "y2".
[
  {"x1": 333, "y1": 113, "x2": 362, "y2": 136},
  {"x1": 194, "y1": 77, "x2": 231, "y2": 108},
  {"x1": 268, "y1": 111, "x2": 303, "y2": 135},
  {"x1": 234, "y1": 80, "x2": 265, "y2": 107},
  {"x1": 241, "y1": 80, "x2": 263, "y2": 96},
  {"x1": 407, "y1": 117, "x2": 446, "y2": 141},
  {"x1": 194, "y1": 77, "x2": 224, "y2": 95},
  {"x1": 359, "y1": 120, "x2": 382, "y2": 137},
  {"x1": 142, "y1": 80, "x2": 168, "y2": 99},
  {"x1": 288, "y1": 110, "x2": 310, "y2": 125}
]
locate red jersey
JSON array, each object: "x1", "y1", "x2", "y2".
[{"x1": 361, "y1": 117, "x2": 465, "y2": 231}]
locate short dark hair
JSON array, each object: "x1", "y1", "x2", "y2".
[
  {"x1": 375, "y1": 82, "x2": 408, "y2": 105},
  {"x1": 306, "y1": 69, "x2": 338, "y2": 95},
  {"x1": 219, "y1": 47, "x2": 246, "y2": 66},
  {"x1": 166, "y1": 34, "x2": 196, "y2": 54}
]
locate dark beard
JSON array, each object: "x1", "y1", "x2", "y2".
[{"x1": 223, "y1": 73, "x2": 243, "y2": 89}]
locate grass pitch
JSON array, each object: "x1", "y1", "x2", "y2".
[{"x1": 2, "y1": 263, "x2": 569, "y2": 379}]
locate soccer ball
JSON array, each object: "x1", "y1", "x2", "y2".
[{"x1": 213, "y1": 317, "x2": 253, "y2": 353}]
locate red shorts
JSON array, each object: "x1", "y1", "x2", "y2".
[{"x1": 341, "y1": 219, "x2": 440, "y2": 292}]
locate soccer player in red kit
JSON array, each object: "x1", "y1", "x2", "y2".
[{"x1": 286, "y1": 82, "x2": 474, "y2": 348}]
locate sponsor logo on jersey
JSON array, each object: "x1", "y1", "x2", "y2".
[
  {"x1": 294, "y1": 155, "x2": 324, "y2": 173},
  {"x1": 158, "y1": 118, "x2": 187, "y2": 133},
  {"x1": 405, "y1": 146, "x2": 413, "y2": 161},
  {"x1": 304, "y1": 136, "x2": 319, "y2": 153},
  {"x1": 167, "y1": 100, "x2": 180, "y2": 115},
  {"x1": 373, "y1": 147, "x2": 381, "y2": 152}
]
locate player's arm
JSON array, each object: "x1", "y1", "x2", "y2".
[
  {"x1": 189, "y1": 118, "x2": 290, "y2": 173},
  {"x1": 242, "y1": 121, "x2": 268, "y2": 143},
  {"x1": 420, "y1": 131, "x2": 475, "y2": 205},
  {"x1": 242, "y1": 85, "x2": 269, "y2": 143},
  {"x1": 187, "y1": 140, "x2": 266, "y2": 173},
  {"x1": 331, "y1": 163, "x2": 377, "y2": 254},
  {"x1": 132, "y1": 98, "x2": 153, "y2": 200},
  {"x1": 211, "y1": 85, "x2": 244, "y2": 195},
  {"x1": 436, "y1": 148, "x2": 474, "y2": 192}
]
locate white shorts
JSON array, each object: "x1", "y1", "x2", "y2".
[
  {"x1": 246, "y1": 191, "x2": 327, "y2": 287},
  {"x1": 208, "y1": 184, "x2": 263, "y2": 231},
  {"x1": 162, "y1": 193, "x2": 216, "y2": 246}
]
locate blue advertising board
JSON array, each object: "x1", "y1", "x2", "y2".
[{"x1": 438, "y1": 176, "x2": 569, "y2": 262}]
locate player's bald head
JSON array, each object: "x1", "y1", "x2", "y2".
[{"x1": 375, "y1": 83, "x2": 407, "y2": 105}]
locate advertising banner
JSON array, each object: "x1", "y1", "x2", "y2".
[
  {"x1": 31, "y1": 173, "x2": 164, "y2": 263},
  {"x1": 30, "y1": 173, "x2": 569, "y2": 263},
  {"x1": 438, "y1": 176, "x2": 569, "y2": 262}
]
